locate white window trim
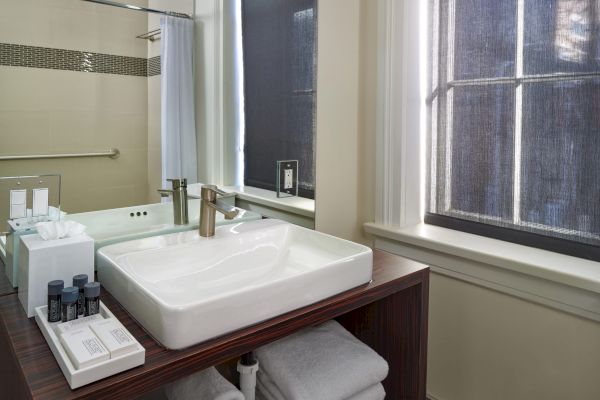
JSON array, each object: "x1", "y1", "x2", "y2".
[
  {"x1": 369, "y1": 0, "x2": 600, "y2": 321},
  {"x1": 365, "y1": 222, "x2": 600, "y2": 322},
  {"x1": 375, "y1": 0, "x2": 423, "y2": 228},
  {"x1": 196, "y1": 0, "x2": 243, "y2": 188}
]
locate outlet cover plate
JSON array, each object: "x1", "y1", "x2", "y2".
[{"x1": 276, "y1": 160, "x2": 298, "y2": 198}]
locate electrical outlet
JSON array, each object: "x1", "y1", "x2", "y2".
[
  {"x1": 276, "y1": 160, "x2": 299, "y2": 198},
  {"x1": 284, "y1": 169, "x2": 293, "y2": 189}
]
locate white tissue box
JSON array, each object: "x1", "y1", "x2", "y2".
[{"x1": 18, "y1": 234, "x2": 94, "y2": 318}]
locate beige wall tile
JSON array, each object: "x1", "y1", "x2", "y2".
[
  {"x1": 94, "y1": 74, "x2": 148, "y2": 115},
  {"x1": 0, "y1": 68, "x2": 149, "y2": 214},
  {"x1": 0, "y1": 0, "x2": 148, "y2": 58},
  {"x1": 49, "y1": 111, "x2": 96, "y2": 152},
  {"x1": 0, "y1": 110, "x2": 52, "y2": 154},
  {"x1": 0, "y1": 67, "x2": 50, "y2": 112}
]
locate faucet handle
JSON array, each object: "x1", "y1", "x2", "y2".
[
  {"x1": 167, "y1": 178, "x2": 187, "y2": 190},
  {"x1": 200, "y1": 184, "x2": 227, "y2": 195}
]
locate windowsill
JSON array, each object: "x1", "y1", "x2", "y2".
[
  {"x1": 187, "y1": 183, "x2": 315, "y2": 218},
  {"x1": 364, "y1": 222, "x2": 600, "y2": 321},
  {"x1": 220, "y1": 185, "x2": 315, "y2": 218}
]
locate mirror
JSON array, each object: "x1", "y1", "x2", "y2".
[
  {"x1": 0, "y1": 0, "x2": 196, "y2": 295},
  {"x1": 0, "y1": 0, "x2": 318, "y2": 296},
  {"x1": 0, "y1": 0, "x2": 196, "y2": 216}
]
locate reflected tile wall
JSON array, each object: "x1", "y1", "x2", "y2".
[
  {"x1": 147, "y1": 56, "x2": 161, "y2": 77},
  {"x1": 0, "y1": 43, "x2": 161, "y2": 77}
]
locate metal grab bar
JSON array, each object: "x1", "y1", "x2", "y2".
[{"x1": 0, "y1": 148, "x2": 120, "y2": 161}]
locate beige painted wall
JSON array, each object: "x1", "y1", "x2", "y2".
[
  {"x1": 316, "y1": 1, "x2": 600, "y2": 399},
  {"x1": 315, "y1": 0, "x2": 377, "y2": 245},
  {"x1": 0, "y1": 0, "x2": 150, "y2": 213},
  {"x1": 429, "y1": 273, "x2": 600, "y2": 400},
  {"x1": 315, "y1": 0, "x2": 361, "y2": 243}
]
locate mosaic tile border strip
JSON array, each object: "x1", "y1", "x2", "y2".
[
  {"x1": 0, "y1": 43, "x2": 161, "y2": 77},
  {"x1": 148, "y1": 56, "x2": 161, "y2": 77}
]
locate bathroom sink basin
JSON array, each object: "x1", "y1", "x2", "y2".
[{"x1": 97, "y1": 219, "x2": 373, "y2": 349}]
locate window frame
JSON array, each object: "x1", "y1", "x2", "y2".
[
  {"x1": 368, "y1": 0, "x2": 600, "y2": 327},
  {"x1": 426, "y1": 0, "x2": 600, "y2": 261}
]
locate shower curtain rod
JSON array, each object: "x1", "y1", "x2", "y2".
[{"x1": 81, "y1": 0, "x2": 192, "y2": 19}]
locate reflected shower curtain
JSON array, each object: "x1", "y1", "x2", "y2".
[{"x1": 161, "y1": 16, "x2": 197, "y2": 187}]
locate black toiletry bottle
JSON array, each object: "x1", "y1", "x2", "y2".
[
  {"x1": 47, "y1": 280, "x2": 64, "y2": 323},
  {"x1": 73, "y1": 274, "x2": 88, "y2": 316},
  {"x1": 61, "y1": 287, "x2": 79, "y2": 322},
  {"x1": 84, "y1": 282, "x2": 101, "y2": 316}
]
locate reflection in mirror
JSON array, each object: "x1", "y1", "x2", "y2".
[
  {"x1": 241, "y1": 0, "x2": 317, "y2": 200},
  {"x1": 0, "y1": 0, "x2": 194, "y2": 216},
  {"x1": 0, "y1": 0, "x2": 194, "y2": 296},
  {"x1": 0, "y1": 0, "x2": 318, "y2": 296}
]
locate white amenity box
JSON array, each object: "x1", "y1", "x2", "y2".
[
  {"x1": 18, "y1": 233, "x2": 94, "y2": 317},
  {"x1": 35, "y1": 302, "x2": 145, "y2": 389}
]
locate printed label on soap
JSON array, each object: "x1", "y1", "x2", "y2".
[
  {"x1": 110, "y1": 328, "x2": 132, "y2": 344},
  {"x1": 83, "y1": 338, "x2": 106, "y2": 357}
]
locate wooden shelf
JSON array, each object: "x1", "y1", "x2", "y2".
[
  {"x1": 0, "y1": 257, "x2": 17, "y2": 297},
  {"x1": 0, "y1": 250, "x2": 429, "y2": 400}
]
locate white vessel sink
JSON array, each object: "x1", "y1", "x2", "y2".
[{"x1": 97, "y1": 219, "x2": 373, "y2": 349}]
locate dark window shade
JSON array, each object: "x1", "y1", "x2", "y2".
[
  {"x1": 427, "y1": 0, "x2": 600, "y2": 261},
  {"x1": 242, "y1": 0, "x2": 317, "y2": 199}
]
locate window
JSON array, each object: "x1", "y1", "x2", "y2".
[
  {"x1": 241, "y1": 0, "x2": 317, "y2": 199},
  {"x1": 427, "y1": 0, "x2": 600, "y2": 261}
]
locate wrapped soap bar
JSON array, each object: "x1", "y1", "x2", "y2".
[
  {"x1": 89, "y1": 318, "x2": 137, "y2": 358},
  {"x1": 55, "y1": 314, "x2": 104, "y2": 335},
  {"x1": 60, "y1": 327, "x2": 109, "y2": 369}
]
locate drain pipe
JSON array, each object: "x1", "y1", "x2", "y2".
[{"x1": 237, "y1": 352, "x2": 259, "y2": 400}]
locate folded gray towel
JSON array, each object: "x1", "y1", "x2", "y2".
[
  {"x1": 257, "y1": 373, "x2": 386, "y2": 400},
  {"x1": 348, "y1": 384, "x2": 386, "y2": 400},
  {"x1": 165, "y1": 366, "x2": 245, "y2": 400},
  {"x1": 256, "y1": 374, "x2": 283, "y2": 400},
  {"x1": 254, "y1": 320, "x2": 389, "y2": 400}
]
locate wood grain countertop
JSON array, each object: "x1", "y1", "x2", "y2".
[{"x1": 0, "y1": 250, "x2": 429, "y2": 400}]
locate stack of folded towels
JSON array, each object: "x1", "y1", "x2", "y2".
[
  {"x1": 255, "y1": 320, "x2": 389, "y2": 400},
  {"x1": 165, "y1": 366, "x2": 245, "y2": 400}
]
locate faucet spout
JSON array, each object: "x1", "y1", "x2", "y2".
[
  {"x1": 157, "y1": 178, "x2": 188, "y2": 225},
  {"x1": 199, "y1": 184, "x2": 239, "y2": 237},
  {"x1": 157, "y1": 189, "x2": 173, "y2": 197},
  {"x1": 205, "y1": 199, "x2": 239, "y2": 220}
]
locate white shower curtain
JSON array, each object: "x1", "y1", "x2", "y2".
[{"x1": 160, "y1": 16, "x2": 197, "y2": 187}]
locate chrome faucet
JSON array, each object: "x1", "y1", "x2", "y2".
[
  {"x1": 199, "y1": 184, "x2": 239, "y2": 237},
  {"x1": 158, "y1": 178, "x2": 189, "y2": 225}
]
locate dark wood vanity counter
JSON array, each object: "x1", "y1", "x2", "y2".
[
  {"x1": 0, "y1": 258, "x2": 17, "y2": 297},
  {"x1": 0, "y1": 250, "x2": 429, "y2": 400}
]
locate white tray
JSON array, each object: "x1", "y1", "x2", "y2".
[{"x1": 34, "y1": 302, "x2": 145, "y2": 390}]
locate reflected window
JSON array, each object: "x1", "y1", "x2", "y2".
[
  {"x1": 525, "y1": 0, "x2": 600, "y2": 74},
  {"x1": 242, "y1": 0, "x2": 317, "y2": 199},
  {"x1": 426, "y1": 0, "x2": 600, "y2": 260}
]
